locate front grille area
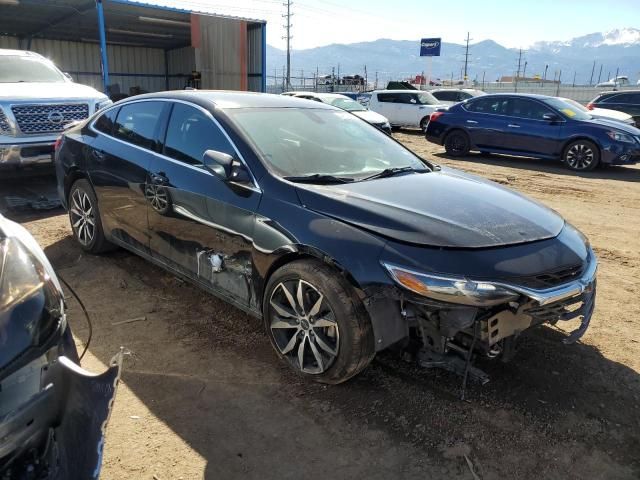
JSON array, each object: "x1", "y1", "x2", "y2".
[
  {"x1": 0, "y1": 109, "x2": 11, "y2": 134},
  {"x1": 510, "y1": 263, "x2": 585, "y2": 289},
  {"x1": 11, "y1": 103, "x2": 89, "y2": 135}
]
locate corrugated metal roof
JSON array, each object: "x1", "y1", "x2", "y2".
[{"x1": 112, "y1": 0, "x2": 267, "y2": 24}]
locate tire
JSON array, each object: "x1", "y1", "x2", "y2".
[
  {"x1": 420, "y1": 117, "x2": 429, "y2": 132},
  {"x1": 263, "y1": 259, "x2": 375, "y2": 384},
  {"x1": 563, "y1": 139, "x2": 600, "y2": 171},
  {"x1": 68, "y1": 179, "x2": 113, "y2": 253},
  {"x1": 444, "y1": 130, "x2": 470, "y2": 157}
]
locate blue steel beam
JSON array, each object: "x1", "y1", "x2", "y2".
[
  {"x1": 261, "y1": 23, "x2": 266, "y2": 93},
  {"x1": 95, "y1": 0, "x2": 110, "y2": 93}
]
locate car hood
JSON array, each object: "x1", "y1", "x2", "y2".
[
  {"x1": 591, "y1": 107, "x2": 632, "y2": 121},
  {"x1": 295, "y1": 167, "x2": 565, "y2": 248},
  {"x1": 586, "y1": 116, "x2": 640, "y2": 134},
  {"x1": 0, "y1": 82, "x2": 105, "y2": 101},
  {"x1": 352, "y1": 109, "x2": 389, "y2": 124}
]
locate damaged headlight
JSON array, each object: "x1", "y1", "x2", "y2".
[
  {"x1": 0, "y1": 216, "x2": 65, "y2": 376},
  {"x1": 382, "y1": 262, "x2": 520, "y2": 307}
]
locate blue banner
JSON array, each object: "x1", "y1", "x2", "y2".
[{"x1": 420, "y1": 38, "x2": 442, "y2": 57}]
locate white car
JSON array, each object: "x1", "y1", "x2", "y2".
[
  {"x1": 282, "y1": 92, "x2": 391, "y2": 134},
  {"x1": 368, "y1": 90, "x2": 448, "y2": 130},
  {"x1": 0, "y1": 49, "x2": 111, "y2": 168},
  {"x1": 561, "y1": 97, "x2": 635, "y2": 126},
  {"x1": 596, "y1": 75, "x2": 630, "y2": 88},
  {"x1": 430, "y1": 88, "x2": 487, "y2": 106}
]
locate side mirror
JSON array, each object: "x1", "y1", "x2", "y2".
[
  {"x1": 203, "y1": 150, "x2": 233, "y2": 179},
  {"x1": 542, "y1": 113, "x2": 560, "y2": 122}
]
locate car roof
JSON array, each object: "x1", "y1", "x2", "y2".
[
  {"x1": 470, "y1": 92, "x2": 555, "y2": 101},
  {"x1": 373, "y1": 89, "x2": 431, "y2": 94},
  {"x1": 597, "y1": 90, "x2": 640, "y2": 95},
  {"x1": 288, "y1": 92, "x2": 351, "y2": 100},
  {"x1": 0, "y1": 49, "x2": 43, "y2": 58},
  {"x1": 117, "y1": 90, "x2": 337, "y2": 110}
]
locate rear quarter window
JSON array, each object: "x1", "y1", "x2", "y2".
[{"x1": 113, "y1": 101, "x2": 165, "y2": 151}]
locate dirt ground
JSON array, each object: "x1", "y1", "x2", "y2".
[{"x1": 6, "y1": 133, "x2": 640, "y2": 479}]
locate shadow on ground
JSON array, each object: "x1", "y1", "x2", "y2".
[{"x1": 43, "y1": 235, "x2": 640, "y2": 480}]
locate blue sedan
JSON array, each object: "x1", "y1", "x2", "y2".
[{"x1": 425, "y1": 93, "x2": 640, "y2": 171}]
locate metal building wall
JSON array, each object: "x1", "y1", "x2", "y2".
[
  {"x1": 167, "y1": 46, "x2": 196, "y2": 90},
  {"x1": 196, "y1": 16, "x2": 244, "y2": 90},
  {"x1": 247, "y1": 24, "x2": 264, "y2": 92}
]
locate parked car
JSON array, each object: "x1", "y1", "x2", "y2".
[
  {"x1": 560, "y1": 97, "x2": 635, "y2": 126},
  {"x1": 56, "y1": 91, "x2": 597, "y2": 385},
  {"x1": 587, "y1": 90, "x2": 640, "y2": 126},
  {"x1": 316, "y1": 74, "x2": 335, "y2": 86},
  {"x1": 0, "y1": 49, "x2": 111, "y2": 168},
  {"x1": 430, "y1": 88, "x2": 486, "y2": 105},
  {"x1": 368, "y1": 90, "x2": 448, "y2": 130},
  {"x1": 596, "y1": 75, "x2": 630, "y2": 88},
  {"x1": 340, "y1": 91, "x2": 372, "y2": 107},
  {"x1": 0, "y1": 214, "x2": 122, "y2": 478},
  {"x1": 281, "y1": 92, "x2": 391, "y2": 134},
  {"x1": 425, "y1": 93, "x2": 640, "y2": 171}
]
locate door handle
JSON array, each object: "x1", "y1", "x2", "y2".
[
  {"x1": 466, "y1": 120, "x2": 478, "y2": 124},
  {"x1": 151, "y1": 172, "x2": 169, "y2": 185},
  {"x1": 507, "y1": 124, "x2": 521, "y2": 128}
]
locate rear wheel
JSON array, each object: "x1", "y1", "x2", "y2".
[
  {"x1": 420, "y1": 116, "x2": 430, "y2": 132},
  {"x1": 263, "y1": 260, "x2": 375, "y2": 384},
  {"x1": 68, "y1": 179, "x2": 113, "y2": 253},
  {"x1": 444, "y1": 130, "x2": 470, "y2": 157},
  {"x1": 563, "y1": 140, "x2": 600, "y2": 171}
]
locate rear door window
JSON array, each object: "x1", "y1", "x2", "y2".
[
  {"x1": 163, "y1": 103, "x2": 235, "y2": 166},
  {"x1": 508, "y1": 98, "x2": 555, "y2": 120},
  {"x1": 605, "y1": 93, "x2": 640, "y2": 104},
  {"x1": 113, "y1": 101, "x2": 165, "y2": 151},
  {"x1": 434, "y1": 91, "x2": 456, "y2": 102},
  {"x1": 93, "y1": 107, "x2": 118, "y2": 135}
]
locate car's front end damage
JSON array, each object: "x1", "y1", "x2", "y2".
[
  {"x1": 362, "y1": 222, "x2": 597, "y2": 386},
  {"x1": 0, "y1": 214, "x2": 122, "y2": 479}
]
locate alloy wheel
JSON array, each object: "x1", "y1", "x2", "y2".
[
  {"x1": 145, "y1": 184, "x2": 169, "y2": 213},
  {"x1": 566, "y1": 143, "x2": 594, "y2": 170},
  {"x1": 69, "y1": 189, "x2": 95, "y2": 246},
  {"x1": 269, "y1": 279, "x2": 340, "y2": 374}
]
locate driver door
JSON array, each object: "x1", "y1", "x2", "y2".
[{"x1": 147, "y1": 102, "x2": 261, "y2": 309}]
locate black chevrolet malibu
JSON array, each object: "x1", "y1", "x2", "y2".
[{"x1": 55, "y1": 91, "x2": 597, "y2": 384}]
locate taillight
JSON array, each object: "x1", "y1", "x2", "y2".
[
  {"x1": 586, "y1": 103, "x2": 595, "y2": 110},
  {"x1": 430, "y1": 111, "x2": 445, "y2": 121},
  {"x1": 54, "y1": 136, "x2": 62, "y2": 151}
]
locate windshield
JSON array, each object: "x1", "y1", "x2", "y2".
[
  {"x1": 543, "y1": 97, "x2": 592, "y2": 121},
  {"x1": 561, "y1": 98, "x2": 589, "y2": 113},
  {"x1": 0, "y1": 56, "x2": 66, "y2": 83},
  {"x1": 328, "y1": 97, "x2": 366, "y2": 112},
  {"x1": 228, "y1": 108, "x2": 428, "y2": 179}
]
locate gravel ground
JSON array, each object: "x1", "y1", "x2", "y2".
[{"x1": 6, "y1": 132, "x2": 640, "y2": 480}]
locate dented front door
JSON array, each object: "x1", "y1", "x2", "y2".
[
  {"x1": 146, "y1": 101, "x2": 260, "y2": 308},
  {"x1": 147, "y1": 157, "x2": 260, "y2": 308}
]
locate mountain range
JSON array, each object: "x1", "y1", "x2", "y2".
[{"x1": 266, "y1": 28, "x2": 640, "y2": 85}]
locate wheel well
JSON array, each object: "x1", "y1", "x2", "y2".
[
  {"x1": 260, "y1": 250, "x2": 364, "y2": 313},
  {"x1": 64, "y1": 169, "x2": 88, "y2": 203},
  {"x1": 420, "y1": 116, "x2": 430, "y2": 127},
  {"x1": 444, "y1": 128, "x2": 469, "y2": 143},
  {"x1": 561, "y1": 137, "x2": 601, "y2": 159}
]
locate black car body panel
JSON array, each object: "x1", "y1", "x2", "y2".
[
  {"x1": 589, "y1": 90, "x2": 640, "y2": 125},
  {"x1": 295, "y1": 166, "x2": 564, "y2": 248},
  {"x1": 55, "y1": 91, "x2": 597, "y2": 367},
  {"x1": 426, "y1": 93, "x2": 640, "y2": 165}
]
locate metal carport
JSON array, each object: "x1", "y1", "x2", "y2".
[{"x1": 0, "y1": 0, "x2": 267, "y2": 96}]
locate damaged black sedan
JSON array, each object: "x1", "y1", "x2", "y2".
[{"x1": 55, "y1": 91, "x2": 597, "y2": 384}]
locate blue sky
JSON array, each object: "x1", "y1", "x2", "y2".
[{"x1": 160, "y1": 0, "x2": 640, "y2": 50}]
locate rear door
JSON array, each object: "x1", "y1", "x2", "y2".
[
  {"x1": 87, "y1": 100, "x2": 167, "y2": 254},
  {"x1": 147, "y1": 101, "x2": 261, "y2": 309},
  {"x1": 461, "y1": 96, "x2": 510, "y2": 149},
  {"x1": 500, "y1": 98, "x2": 563, "y2": 156}
]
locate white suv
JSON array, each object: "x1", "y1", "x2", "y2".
[
  {"x1": 0, "y1": 49, "x2": 111, "y2": 168},
  {"x1": 368, "y1": 90, "x2": 448, "y2": 130}
]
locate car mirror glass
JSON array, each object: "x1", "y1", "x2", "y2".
[{"x1": 203, "y1": 149, "x2": 234, "y2": 179}]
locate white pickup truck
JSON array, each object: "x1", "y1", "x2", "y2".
[
  {"x1": 0, "y1": 49, "x2": 111, "y2": 168},
  {"x1": 368, "y1": 89, "x2": 448, "y2": 130}
]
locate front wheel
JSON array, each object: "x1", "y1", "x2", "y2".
[
  {"x1": 563, "y1": 140, "x2": 600, "y2": 171},
  {"x1": 444, "y1": 130, "x2": 470, "y2": 157},
  {"x1": 263, "y1": 260, "x2": 375, "y2": 384}
]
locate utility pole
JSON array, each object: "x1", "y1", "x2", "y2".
[
  {"x1": 597, "y1": 64, "x2": 603, "y2": 84},
  {"x1": 375, "y1": 71, "x2": 378, "y2": 89},
  {"x1": 543, "y1": 64, "x2": 548, "y2": 84},
  {"x1": 589, "y1": 60, "x2": 596, "y2": 86},
  {"x1": 364, "y1": 65, "x2": 367, "y2": 91},
  {"x1": 463, "y1": 32, "x2": 472, "y2": 83},
  {"x1": 282, "y1": 0, "x2": 293, "y2": 89},
  {"x1": 515, "y1": 48, "x2": 523, "y2": 92},
  {"x1": 522, "y1": 61, "x2": 528, "y2": 82},
  {"x1": 572, "y1": 71, "x2": 576, "y2": 87},
  {"x1": 614, "y1": 66, "x2": 619, "y2": 88}
]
